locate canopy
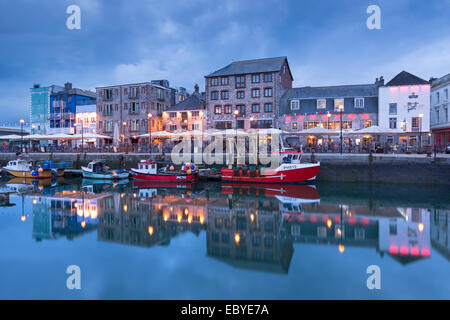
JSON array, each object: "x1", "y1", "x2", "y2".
[
  {"x1": 349, "y1": 125, "x2": 403, "y2": 135},
  {"x1": 0, "y1": 134, "x2": 23, "y2": 141},
  {"x1": 253, "y1": 128, "x2": 288, "y2": 135},
  {"x1": 297, "y1": 126, "x2": 340, "y2": 135},
  {"x1": 209, "y1": 129, "x2": 248, "y2": 136},
  {"x1": 138, "y1": 131, "x2": 177, "y2": 138},
  {"x1": 70, "y1": 133, "x2": 112, "y2": 139},
  {"x1": 172, "y1": 130, "x2": 204, "y2": 137}
]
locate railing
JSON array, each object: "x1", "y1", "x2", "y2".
[{"x1": 48, "y1": 113, "x2": 75, "y2": 120}]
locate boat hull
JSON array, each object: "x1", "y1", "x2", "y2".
[
  {"x1": 81, "y1": 169, "x2": 129, "y2": 180},
  {"x1": 221, "y1": 163, "x2": 320, "y2": 184},
  {"x1": 4, "y1": 169, "x2": 53, "y2": 179},
  {"x1": 131, "y1": 169, "x2": 198, "y2": 183}
]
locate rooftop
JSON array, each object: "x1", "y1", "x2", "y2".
[
  {"x1": 385, "y1": 71, "x2": 429, "y2": 86},
  {"x1": 282, "y1": 83, "x2": 379, "y2": 100},
  {"x1": 166, "y1": 94, "x2": 205, "y2": 112},
  {"x1": 206, "y1": 56, "x2": 292, "y2": 79}
]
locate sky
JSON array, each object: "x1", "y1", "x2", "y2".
[{"x1": 0, "y1": 0, "x2": 449, "y2": 125}]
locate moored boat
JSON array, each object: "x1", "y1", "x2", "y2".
[
  {"x1": 221, "y1": 151, "x2": 320, "y2": 184},
  {"x1": 130, "y1": 160, "x2": 199, "y2": 183},
  {"x1": 3, "y1": 158, "x2": 52, "y2": 179},
  {"x1": 81, "y1": 160, "x2": 129, "y2": 180}
]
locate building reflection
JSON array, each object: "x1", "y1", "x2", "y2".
[
  {"x1": 9, "y1": 179, "x2": 446, "y2": 273},
  {"x1": 31, "y1": 190, "x2": 109, "y2": 241},
  {"x1": 97, "y1": 188, "x2": 207, "y2": 248}
]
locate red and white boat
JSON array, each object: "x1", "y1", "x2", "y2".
[
  {"x1": 131, "y1": 160, "x2": 199, "y2": 183},
  {"x1": 221, "y1": 150, "x2": 320, "y2": 184}
]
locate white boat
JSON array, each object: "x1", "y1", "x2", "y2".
[{"x1": 81, "y1": 160, "x2": 129, "y2": 180}]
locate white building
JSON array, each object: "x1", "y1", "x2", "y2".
[
  {"x1": 379, "y1": 71, "x2": 430, "y2": 147},
  {"x1": 74, "y1": 104, "x2": 97, "y2": 147},
  {"x1": 430, "y1": 74, "x2": 450, "y2": 150}
]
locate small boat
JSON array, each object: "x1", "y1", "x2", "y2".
[
  {"x1": 81, "y1": 160, "x2": 129, "y2": 180},
  {"x1": 3, "y1": 157, "x2": 52, "y2": 179},
  {"x1": 130, "y1": 160, "x2": 198, "y2": 183},
  {"x1": 221, "y1": 150, "x2": 320, "y2": 184}
]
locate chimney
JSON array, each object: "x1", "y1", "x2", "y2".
[
  {"x1": 375, "y1": 76, "x2": 384, "y2": 86},
  {"x1": 64, "y1": 82, "x2": 72, "y2": 90},
  {"x1": 194, "y1": 83, "x2": 199, "y2": 94}
]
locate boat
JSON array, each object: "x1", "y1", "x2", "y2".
[
  {"x1": 130, "y1": 160, "x2": 199, "y2": 183},
  {"x1": 221, "y1": 183, "x2": 320, "y2": 201},
  {"x1": 3, "y1": 157, "x2": 52, "y2": 179},
  {"x1": 221, "y1": 150, "x2": 320, "y2": 184},
  {"x1": 81, "y1": 160, "x2": 129, "y2": 180}
]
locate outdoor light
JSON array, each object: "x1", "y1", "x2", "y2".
[
  {"x1": 148, "y1": 226, "x2": 154, "y2": 236},
  {"x1": 234, "y1": 110, "x2": 239, "y2": 116},
  {"x1": 418, "y1": 223, "x2": 424, "y2": 232},
  {"x1": 234, "y1": 233, "x2": 240, "y2": 244},
  {"x1": 338, "y1": 244, "x2": 345, "y2": 253}
]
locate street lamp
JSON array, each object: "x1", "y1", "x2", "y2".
[
  {"x1": 419, "y1": 113, "x2": 424, "y2": 153},
  {"x1": 147, "y1": 113, "x2": 152, "y2": 155},
  {"x1": 20, "y1": 119, "x2": 25, "y2": 153},
  {"x1": 338, "y1": 105, "x2": 344, "y2": 154}
]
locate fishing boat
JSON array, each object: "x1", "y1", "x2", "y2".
[
  {"x1": 130, "y1": 160, "x2": 199, "y2": 183},
  {"x1": 3, "y1": 158, "x2": 52, "y2": 179},
  {"x1": 221, "y1": 150, "x2": 320, "y2": 184},
  {"x1": 81, "y1": 160, "x2": 129, "y2": 180}
]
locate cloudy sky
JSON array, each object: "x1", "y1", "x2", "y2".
[{"x1": 0, "y1": 0, "x2": 449, "y2": 124}]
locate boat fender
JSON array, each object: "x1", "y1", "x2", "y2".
[
  {"x1": 31, "y1": 170, "x2": 38, "y2": 177},
  {"x1": 117, "y1": 169, "x2": 124, "y2": 173}
]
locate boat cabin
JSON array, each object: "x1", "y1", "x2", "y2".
[
  {"x1": 6, "y1": 159, "x2": 32, "y2": 170},
  {"x1": 87, "y1": 161, "x2": 108, "y2": 174},
  {"x1": 281, "y1": 151, "x2": 302, "y2": 164},
  {"x1": 137, "y1": 160, "x2": 157, "y2": 174}
]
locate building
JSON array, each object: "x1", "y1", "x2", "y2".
[
  {"x1": 74, "y1": 104, "x2": 97, "y2": 146},
  {"x1": 162, "y1": 84, "x2": 206, "y2": 132},
  {"x1": 205, "y1": 56, "x2": 293, "y2": 130},
  {"x1": 430, "y1": 73, "x2": 450, "y2": 150},
  {"x1": 48, "y1": 82, "x2": 96, "y2": 135},
  {"x1": 279, "y1": 79, "x2": 382, "y2": 146},
  {"x1": 96, "y1": 82, "x2": 172, "y2": 146},
  {"x1": 30, "y1": 84, "x2": 64, "y2": 134},
  {"x1": 379, "y1": 71, "x2": 430, "y2": 147}
]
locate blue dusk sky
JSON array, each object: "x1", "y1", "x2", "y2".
[{"x1": 0, "y1": 0, "x2": 449, "y2": 124}]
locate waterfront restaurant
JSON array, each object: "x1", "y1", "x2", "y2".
[{"x1": 279, "y1": 79, "x2": 382, "y2": 148}]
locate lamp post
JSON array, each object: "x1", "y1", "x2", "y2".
[
  {"x1": 122, "y1": 121, "x2": 127, "y2": 152},
  {"x1": 338, "y1": 105, "x2": 344, "y2": 154},
  {"x1": 20, "y1": 119, "x2": 25, "y2": 153},
  {"x1": 147, "y1": 113, "x2": 152, "y2": 155},
  {"x1": 418, "y1": 113, "x2": 424, "y2": 153}
]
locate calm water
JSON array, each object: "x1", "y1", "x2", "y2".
[{"x1": 0, "y1": 176, "x2": 449, "y2": 300}]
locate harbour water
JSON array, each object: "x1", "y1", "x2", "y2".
[{"x1": 0, "y1": 177, "x2": 449, "y2": 299}]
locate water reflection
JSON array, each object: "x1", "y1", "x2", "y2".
[{"x1": 2, "y1": 178, "x2": 449, "y2": 274}]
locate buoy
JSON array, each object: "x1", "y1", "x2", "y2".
[
  {"x1": 190, "y1": 164, "x2": 195, "y2": 170},
  {"x1": 186, "y1": 169, "x2": 192, "y2": 175},
  {"x1": 38, "y1": 167, "x2": 43, "y2": 173},
  {"x1": 170, "y1": 166, "x2": 174, "y2": 171}
]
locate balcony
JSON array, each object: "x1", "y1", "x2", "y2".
[
  {"x1": 48, "y1": 112, "x2": 75, "y2": 121},
  {"x1": 53, "y1": 101, "x2": 66, "y2": 108}
]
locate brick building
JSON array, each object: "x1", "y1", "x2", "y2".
[
  {"x1": 205, "y1": 57, "x2": 293, "y2": 130},
  {"x1": 96, "y1": 82, "x2": 172, "y2": 146}
]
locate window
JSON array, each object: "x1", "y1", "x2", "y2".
[
  {"x1": 355, "y1": 98, "x2": 364, "y2": 108},
  {"x1": 317, "y1": 99, "x2": 326, "y2": 109},
  {"x1": 436, "y1": 92, "x2": 440, "y2": 103},
  {"x1": 224, "y1": 105, "x2": 232, "y2": 114},
  {"x1": 124, "y1": 88, "x2": 128, "y2": 95},
  {"x1": 157, "y1": 88, "x2": 164, "y2": 100},
  {"x1": 214, "y1": 105, "x2": 222, "y2": 114},
  {"x1": 250, "y1": 119, "x2": 272, "y2": 128},
  {"x1": 236, "y1": 105, "x2": 246, "y2": 115},
  {"x1": 389, "y1": 103, "x2": 397, "y2": 115},
  {"x1": 264, "y1": 103, "x2": 272, "y2": 113},
  {"x1": 221, "y1": 91, "x2": 229, "y2": 100},
  {"x1": 130, "y1": 119, "x2": 139, "y2": 131},
  {"x1": 252, "y1": 74, "x2": 260, "y2": 83},
  {"x1": 251, "y1": 88, "x2": 260, "y2": 98},
  {"x1": 252, "y1": 104, "x2": 260, "y2": 113},
  {"x1": 236, "y1": 76, "x2": 246, "y2": 88},
  {"x1": 211, "y1": 91, "x2": 219, "y2": 100},
  {"x1": 334, "y1": 99, "x2": 344, "y2": 112},
  {"x1": 169, "y1": 112, "x2": 176, "y2": 119},
  {"x1": 130, "y1": 87, "x2": 138, "y2": 98},
  {"x1": 263, "y1": 73, "x2": 272, "y2": 82},
  {"x1": 169, "y1": 124, "x2": 177, "y2": 131},
  {"x1": 364, "y1": 120, "x2": 372, "y2": 128},
  {"x1": 264, "y1": 88, "x2": 272, "y2": 97},
  {"x1": 445, "y1": 89, "x2": 448, "y2": 100},
  {"x1": 215, "y1": 121, "x2": 232, "y2": 129},
  {"x1": 103, "y1": 104, "x2": 113, "y2": 115},
  {"x1": 211, "y1": 78, "x2": 218, "y2": 86},
  {"x1": 412, "y1": 117, "x2": 419, "y2": 129},
  {"x1": 236, "y1": 91, "x2": 245, "y2": 99},
  {"x1": 290, "y1": 100, "x2": 299, "y2": 110},
  {"x1": 221, "y1": 77, "x2": 229, "y2": 86},
  {"x1": 129, "y1": 102, "x2": 139, "y2": 114},
  {"x1": 104, "y1": 89, "x2": 113, "y2": 100},
  {"x1": 105, "y1": 120, "x2": 113, "y2": 132},
  {"x1": 436, "y1": 109, "x2": 440, "y2": 123},
  {"x1": 389, "y1": 117, "x2": 397, "y2": 129},
  {"x1": 292, "y1": 122, "x2": 298, "y2": 130}
]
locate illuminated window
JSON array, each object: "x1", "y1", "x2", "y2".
[{"x1": 317, "y1": 99, "x2": 326, "y2": 109}]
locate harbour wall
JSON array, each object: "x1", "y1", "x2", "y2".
[{"x1": 0, "y1": 152, "x2": 449, "y2": 185}]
